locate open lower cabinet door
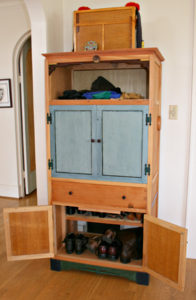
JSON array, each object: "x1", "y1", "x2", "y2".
[
  {"x1": 3, "y1": 206, "x2": 54, "y2": 261},
  {"x1": 143, "y1": 214, "x2": 187, "y2": 291}
]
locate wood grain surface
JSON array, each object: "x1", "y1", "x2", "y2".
[{"x1": 0, "y1": 193, "x2": 195, "y2": 300}]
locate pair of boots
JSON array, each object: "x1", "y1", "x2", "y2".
[
  {"x1": 98, "y1": 229, "x2": 122, "y2": 261},
  {"x1": 98, "y1": 228, "x2": 143, "y2": 264},
  {"x1": 63, "y1": 233, "x2": 88, "y2": 255}
]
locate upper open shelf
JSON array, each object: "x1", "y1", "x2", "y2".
[{"x1": 48, "y1": 60, "x2": 150, "y2": 102}]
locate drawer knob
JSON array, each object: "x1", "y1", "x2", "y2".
[
  {"x1": 68, "y1": 191, "x2": 73, "y2": 195},
  {"x1": 93, "y1": 55, "x2": 100, "y2": 63},
  {"x1": 122, "y1": 195, "x2": 126, "y2": 200}
]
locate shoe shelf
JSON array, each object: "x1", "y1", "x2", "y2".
[
  {"x1": 55, "y1": 246, "x2": 143, "y2": 272},
  {"x1": 66, "y1": 214, "x2": 143, "y2": 227}
]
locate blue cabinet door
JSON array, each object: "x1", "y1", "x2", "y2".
[
  {"x1": 50, "y1": 105, "x2": 148, "y2": 183},
  {"x1": 97, "y1": 105, "x2": 149, "y2": 183},
  {"x1": 50, "y1": 106, "x2": 97, "y2": 179}
]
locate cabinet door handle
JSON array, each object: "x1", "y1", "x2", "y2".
[
  {"x1": 68, "y1": 191, "x2": 73, "y2": 195},
  {"x1": 157, "y1": 116, "x2": 161, "y2": 131},
  {"x1": 91, "y1": 139, "x2": 95, "y2": 143},
  {"x1": 97, "y1": 139, "x2": 102, "y2": 143},
  {"x1": 122, "y1": 195, "x2": 126, "y2": 200}
]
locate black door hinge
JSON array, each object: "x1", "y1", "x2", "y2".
[
  {"x1": 47, "y1": 113, "x2": 52, "y2": 124},
  {"x1": 48, "y1": 159, "x2": 53, "y2": 170},
  {"x1": 146, "y1": 113, "x2": 152, "y2": 126},
  {"x1": 145, "y1": 164, "x2": 151, "y2": 176}
]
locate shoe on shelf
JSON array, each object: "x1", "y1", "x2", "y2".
[
  {"x1": 78, "y1": 210, "x2": 86, "y2": 215},
  {"x1": 127, "y1": 212, "x2": 136, "y2": 221},
  {"x1": 102, "y1": 229, "x2": 117, "y2": 244},
  {"x1": 75, "y1": 234, "x2": 88, "y2": 255},
  {"x1": 98, "y1": 240, "x2": 108, "y2": 259},
  {"x1": 107, "y1": 239, "x2": 122, "y2": 261},
  {"x1": 135, "y1": 213, "x2": 143, "y2": 221},
  {"x1": 62, "y1": 233, "x2": 75, "y2": 254},
  {"x1": 86, "y1": 235, "x2": 101, "y2": 254},
  {"x1": 66, "y1": 206, "x2": 78, "y2": 215},
  {"x1": 119, "y1": 228, "x2": 143, "y2": 264},
  {"x1": 98, "y1": 212, "x2": 106, "y2": 218}
]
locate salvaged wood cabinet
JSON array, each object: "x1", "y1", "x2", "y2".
[{"x1": 4, "y1": 49, "x2": 187, "y2": 290}]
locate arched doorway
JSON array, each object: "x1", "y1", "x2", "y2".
[
  {"x1": 13, "y1": 31, "x2": 36, "y2": 197},
  {"x1": 19, "y1": 37, "x2": 36, "y2": 195}
]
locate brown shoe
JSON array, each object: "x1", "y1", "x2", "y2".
[
  {"x1": 107, "y1": 239, "x2": 122, "y2": 261},
  {"x1": 102, "y1": 229, "x2": 117, "y2": 244},
  {"x1": 119, "y1": 228, "x2": 143, "y2": 264},
  {"x1": 86, "y1": 235, "x2": 101, "y2": 254}
]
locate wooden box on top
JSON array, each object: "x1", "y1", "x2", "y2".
[{"x1": 73, "y1": 6, "x2": 136, "y2": 51}]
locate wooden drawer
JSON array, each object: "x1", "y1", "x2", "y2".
[{"x1": 51, "y1": 180, "x2": 147, "y2": 211}]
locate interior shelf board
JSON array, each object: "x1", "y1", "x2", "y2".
[
  {"x1": 52, "y1": 202, "x2": 147, "y2": 214},
  {"x1": 66, "y1": 214, "x2": 143, "y2": 227},
  {"x1": 49, "y1": 99, "x2": 149, "y2": 106},
  {"x1": 55, "y1": 247, "x2": 143, "y2": 271}
]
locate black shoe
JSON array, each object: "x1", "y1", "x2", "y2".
[
  {"x1": 66, "y1": 206, "x2": 77, "y2": 215},
  {"x1": 75, "y1": 234, "x2": 88, "y2": 255},
  {"x1": 78, "y1": 210, "x2": 86, "y2": 215},
  {"x1": 98, "y1": 212, "x2": 106, "y2": 218},
  {"x1": 62, "y1": 233, "x2": 75, "y2": 254}
]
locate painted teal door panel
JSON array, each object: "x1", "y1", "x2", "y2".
[
  {"x1": 55, "y1": 111, "x2": 91, "y2": 173},
  {"x1": 102, "y1": 111, "x2": 143, "y2": 177},
  {"x1": 97, "y1": 105, "x2": 148, "y2": 183},
  {"x1": 50, "y1": 106, "x2": 96, "y2": 178}
]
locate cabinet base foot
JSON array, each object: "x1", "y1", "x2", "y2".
[
  {"x1": 50, "y1": 259, "x2": 62, "y2": 271},
  {"x1": 50, "y1": 259, "x2": 149, "y2": 285},
  {"x1": 136, "y1": 272, "x2": 150, "y2": 286}
]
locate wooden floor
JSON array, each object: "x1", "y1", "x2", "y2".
[{"x1": 0, "y1": 192, "x2": 196, "y2": 300}]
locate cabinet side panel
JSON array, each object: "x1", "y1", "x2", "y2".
[
  {"x1": 54, "y1": 206, "x2": 65, "y2": 252},
  {"x1": 50, "y1": 67, "x2": 72, "y2": 99},
  {"x1": 148, "y1": 58, "x2": 162, "y2": 213},
  {"x1": 152, "y1": 62, "x2": 162, "y2": 179},
  {"x1": 151, "y1": 175, "x2": 159, "y2": 217}
]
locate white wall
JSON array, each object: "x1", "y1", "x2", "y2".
[
  {"x1": 0, "y1": 1, "x2": 30, "y2": 197},
  {"x1": 24, "y1": 0, "x2": 65, "y2": 205},
  {"x1": 41, "y1": 0, "x2": 64, "y2": 52},
  {"x1": 186, "y1": 1, "x2": 196, "y2": 259},
  {"x1": 141, "y1": 1, "x2": 194, "y2": 227}
]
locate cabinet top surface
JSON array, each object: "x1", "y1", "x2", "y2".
[{"x1": 42, "y1": 48, "x2": 164, "y2": 63}]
